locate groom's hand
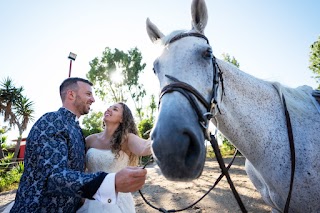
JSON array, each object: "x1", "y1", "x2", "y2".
[{"x1": 115, "y1": 167, "x2": 147, "y2": 193}]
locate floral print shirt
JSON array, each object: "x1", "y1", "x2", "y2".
[{"x1": 11, "y1": 108, "x2": 107, "y2": 213}]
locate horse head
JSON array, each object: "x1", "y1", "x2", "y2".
[
  {"x1": 146, "y1": 0, "x2": 320, "y2": 212},
  {"x1": 146, "y1": 0, "x2": 214, "y2": 181}
]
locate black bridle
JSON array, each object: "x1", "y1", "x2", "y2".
[
  {"x1": 139, "y1": 32, "x2": 295, "y2": 213},
  {"x1": 139, "y1": 32, "x2": 248, "y2": 213},
  {"x1": 160, "y1": 33, "x2": 222, "y2": 138}
]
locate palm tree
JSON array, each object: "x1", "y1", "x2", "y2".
[
  {"x1": 0, "y1": 77, "x2": 34, "y2": 159},
  {"x1": 0, "y1": 126, "x2": 10, "y2": 159},
  {"x1": 0, "y1": 77, "x2": 23, "y2": 123},
  {"x1": 12, "y1": 96, "x2": 34, "y2": 159}
]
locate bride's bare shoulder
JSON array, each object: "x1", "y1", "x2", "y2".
[
  {"x1": 86, "y1": 132, "x2": 101, "y2": 139},
  {"x1": 85, "y1": 133, "x2": 101, "y2": 147}
]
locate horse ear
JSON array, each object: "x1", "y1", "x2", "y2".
[
  {"x1": 191, "y1": 0, "x2": 208, "y2": 34},
  {"x1": 146, "y1": 18, "x2": 165, "y2": 43}
]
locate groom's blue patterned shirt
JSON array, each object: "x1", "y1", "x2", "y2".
[{"x1": 11, "y1": 108, "x2": 107, "y2": 213}]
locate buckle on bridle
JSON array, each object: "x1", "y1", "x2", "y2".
[{"x1": 200, "y1": 112, "x2": 213, "y2": 129}]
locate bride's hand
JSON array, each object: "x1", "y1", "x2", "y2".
[{"x1": 115, "y1": 167, "x2": 147, "y2": 193}]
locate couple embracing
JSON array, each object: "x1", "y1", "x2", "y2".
[{"x1": 6, "y1": 77, "x2": 152, "y2": 213}]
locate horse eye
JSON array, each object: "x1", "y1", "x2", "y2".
[
  {"x1": 202, "y1": 48, "x2": 213, "y2": 59},
  {"x1": 153, "y1": 60, "x2": 160, "y2": 75}
]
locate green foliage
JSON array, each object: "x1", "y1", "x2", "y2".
[
  {"x1": 309, "y1": 36, "x2": 320, "y2": 89},
  {"x1": 86, "y1": 47, "x2": 147, "y2": 121},
  {"x1": 206, "y1": 142, "x2": 237, "y2": 159},
  {"x1": 206, "y1": 145, "x2": 215, "y2": 158},
  {"x1": 206, "y1": 133, "x2": 239, "y2": 158},
  {"x1": 1, "y1": 135, "x2": 7, "y2": 147},
  {"x1": 138, "y1": 118, "x2": 153, "y2": 139},
  {"x1": 222, "y1": 53, "x2": 240, "y2": 68},
  {"x1": 0, "y1": 77, "x2": 35, "y2": 129},
  {"x1": 15, "y1": 161, "x2": 24, "y2": 173},
  {"x1": 0, "y1": 77, "x2": 35, "y2": 159},
  {"x1": 1, "y1": 152, "x2": 14, "y2": 163},
  {"x1": 219, "y1": 133, "x2": 236, "y2": 156},
  {"x1": 220, "y1": 142, "x2": 237, "y2": 157},
  {"x1": 148, "y1": 94, "x2": 157, "y2": 121},
  {"x1": 0, "y1": 152, "x2": 24, "y2": 192},
  {"x1": 81, "y1": 111, "x2": 104, "y2": 138},
  {"x1": 0, "y1": 161, "x2": 23, "y2": 192},
  {"x1": 137, "y1": 118, "x2": 154, "y2": 165}
]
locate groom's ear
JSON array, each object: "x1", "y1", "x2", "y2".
[{"x1": 67, "y1": 90, "x2": 76, "y2": 101}]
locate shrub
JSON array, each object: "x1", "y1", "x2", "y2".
[
  {"x1": 137, "y1": 118, "x2": 154, "y2": 166},
  {"x1": 138, "y1": 118, "x2": 153, "y2": 139},
  {"x1": 0, "y1": 161, "x2": 24, "y2": 192}
]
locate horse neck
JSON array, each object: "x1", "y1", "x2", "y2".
[{"x1": 213, "y1": 59, "x2": 284, "y2": 156}]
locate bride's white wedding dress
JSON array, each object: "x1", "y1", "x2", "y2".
[{"x1": 77, "y1": 148, "x2": 135, "y2": 213}]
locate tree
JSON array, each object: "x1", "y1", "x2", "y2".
[
  {"x1": 0, "y1": 77, "x2": 35, "y2": 159},
  {"x1": 222, "y1": 53, "x2": 240, "y2": 68},
  {"x1": 0, "y1": 126, "x2": 10, "y2": 159},
  {"x1": 86, "y1": 47, "x2": 147, "y2": 121},
  {"x1": 81, "y1": 111, "x2": 104, "y2": 138},
  {"x1": 138, "y1": 118, "x2": 153, "y2": 139},
  {"x1": 0, "y1": 77, "x2": 23, "y2": 124},
  {"x1": 309, "y1": 36, "x2": 320, "y2": 89},
  {"x1": 137, "y1": 95, "x2": 156, "y2": 138},
  {"x1": 12, "y1": 96, "x2": 35, "y2": 159},
  {"x1": 148, "y1": 94, "x2": 157, "y2": 121}
]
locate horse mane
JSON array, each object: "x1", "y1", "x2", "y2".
[{"x1": 272, "y1": 82, "x2": 320, "y2": 117}]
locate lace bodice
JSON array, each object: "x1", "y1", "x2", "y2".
[
  {"x1": 86, "y1": 148, "x2": 129, "y2": 173},
  {"x1": 76, "y1": 148, "x2": 135, "y2": 213}
]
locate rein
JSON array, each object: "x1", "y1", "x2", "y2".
[{"x1": 281, "y1": 94, "x2": 296, "y2": 213}]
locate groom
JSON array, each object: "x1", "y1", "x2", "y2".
[{"x1": 10, "y1": 77, "x2": 148, "y2": 213}]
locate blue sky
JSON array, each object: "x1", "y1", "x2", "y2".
[{"x1": 1, "y1": 0, "x2": 319, "y2": 140}]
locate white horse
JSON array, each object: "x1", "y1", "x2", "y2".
[{"x1": 146, "y1": 0, "x2": 320, "y2": 212}]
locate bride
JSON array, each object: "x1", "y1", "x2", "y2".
[{"x1": 77, "y1": 102, "x2": 152, "y2": 213}]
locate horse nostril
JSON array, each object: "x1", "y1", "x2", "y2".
[{"x1": 183, "y1": 132, "x2": 201, "y2": 168}]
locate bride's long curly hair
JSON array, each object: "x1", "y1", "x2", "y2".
[{"x1": 109, "y1": 102, "x2": 139, "y2": 166}]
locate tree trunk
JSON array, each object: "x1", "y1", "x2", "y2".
[
  {"x1": 13, "y1": 132, "x2": 22, "y2": 160},
  {"x1": 0, "y1": 148, "x2": 4, "y2": 159},
  {"x1": 13, "y1": 139, "x2": 21, "y2": 159}
]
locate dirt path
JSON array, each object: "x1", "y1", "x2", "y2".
[
  {"x1": 0, "y1": 189, "x2": 16, "y2": 212},
  {"x1": 133, "y1": 157, "x2": 271, "y2": 213},
  {"x1": 0, "y1": 157, "x2": 271, "y2": 213}
]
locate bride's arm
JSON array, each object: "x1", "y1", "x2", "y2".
[{"x1": 127, "y1": 133, "x2": 152, "y2": 156}]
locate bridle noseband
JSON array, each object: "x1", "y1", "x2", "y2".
[{"x1": 160, "y1": 74, "x2": 212, "y2": 130}]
